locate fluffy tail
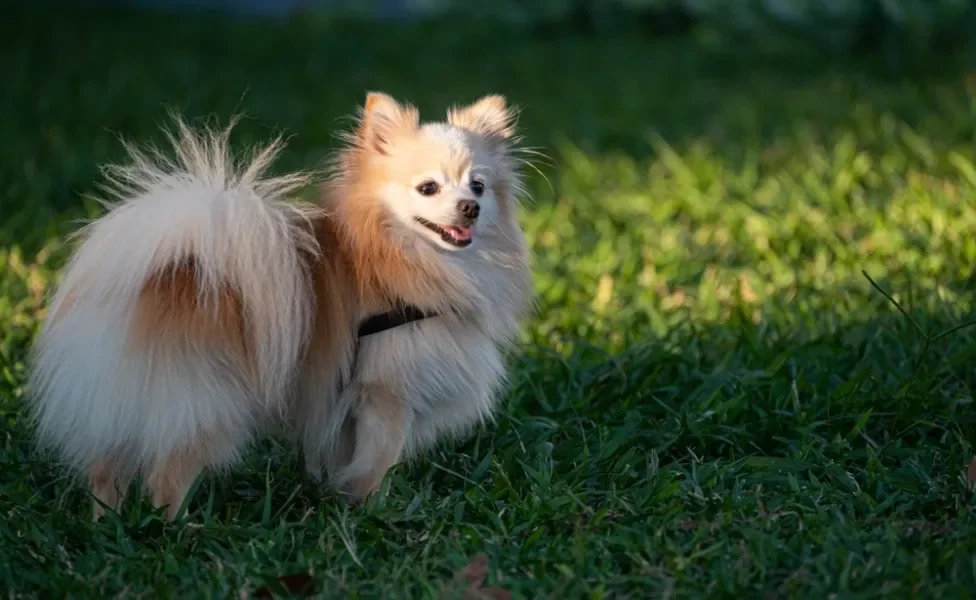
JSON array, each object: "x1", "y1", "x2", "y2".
[{"x1": 28, "y1": 116, "x2": 321, "y2": 476}]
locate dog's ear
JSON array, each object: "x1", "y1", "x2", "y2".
[
  {"x1": 358, "y1": 92, "x2": 419, "y2": 155},
  {"x1": 447, "y1": 95, "x2": 517, "y2": 143}
]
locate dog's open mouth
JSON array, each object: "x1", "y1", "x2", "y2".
[{"x1": 415, "y1": 218, "x2": 473, "y2": 247}]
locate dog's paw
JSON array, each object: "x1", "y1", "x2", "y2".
[{"x1": 340, "y1": 491, "x2": 367, "y2": 507}]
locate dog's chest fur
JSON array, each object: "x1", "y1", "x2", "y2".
[{"x1": 353, "y1": 245, "x2": 527, "y2": 456}]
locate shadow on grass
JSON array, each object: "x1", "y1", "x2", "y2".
[{"x1": 1, "y1": 295, "x2": 973, "y2": 595}]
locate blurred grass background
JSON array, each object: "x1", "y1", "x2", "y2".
[{"x1": 2, "y1": 1, "x2": 976, "y2": 597}]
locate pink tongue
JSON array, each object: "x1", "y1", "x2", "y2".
[{"x1": 446, "y1": 226, "x2": 472, "y2": 241}]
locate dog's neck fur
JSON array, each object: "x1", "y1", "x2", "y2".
[
  {"x1": 317, "y1": 102, "x2": 534, "y2": 341},
  {"x1": 320, "y1": 183, "x2": 476, "y2": 318}
]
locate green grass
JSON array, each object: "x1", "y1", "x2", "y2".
[{"x1": 3, "y1": 5, "x2": 976, "y2": 599}]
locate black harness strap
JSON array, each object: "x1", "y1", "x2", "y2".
[{"x1": 357, "y1": 303, "x2": 436, "y2": 338}]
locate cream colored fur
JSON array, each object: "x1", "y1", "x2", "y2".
[
  {"x1": 295, "y1": 93, "x2": 534, "y2": 500},
  {"x1": 29, "y1": 118, "x2": 320, "y2": 483},
  {"x1": 28, "y1": 93, "x2": 534, "y2": 518}
]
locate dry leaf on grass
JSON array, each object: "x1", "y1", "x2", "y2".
[
  {"x1": 967, "y1": 456, "x2": 976, "y2": 484},
  {"x1": 456, "y1": 553, "x2": 511, "y2": 600}
]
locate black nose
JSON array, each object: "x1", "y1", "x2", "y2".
[{"x1": 458, "y1": 199, "x2": 480, "y2": 219}]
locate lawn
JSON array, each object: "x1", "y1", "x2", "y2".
[{"x1": 2, "y1": 5, "x2": 976, "y2": 599}]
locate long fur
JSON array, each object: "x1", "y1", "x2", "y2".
[
  {"x1": 295, "y1": 94, "x2": 534, "y2": 494},
  {"x1": 28, "y1": 118, "x2": 320, "y2": 501},
  {"x1": 28, "y1": 93, "x2": 535, "y2": 518}
]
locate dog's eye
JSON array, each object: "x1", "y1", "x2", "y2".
[
  {"x1": 469, "y1": 180, "x2": 485, "y2": 197},
  {"x1": 416, "y1": 181, "x2": 440, "y2": 196}
]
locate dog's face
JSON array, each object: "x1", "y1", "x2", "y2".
[{"x1": 353, "y1": 93, "x2": 518, "y2": 252}]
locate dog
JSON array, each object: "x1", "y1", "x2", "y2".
[{"x1": 27, "y1": 92, "x2": 534, "y2": 520}]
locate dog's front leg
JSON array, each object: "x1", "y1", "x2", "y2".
[{"x1": 334, "y1": 383, "x2": 408, "y2": 505}]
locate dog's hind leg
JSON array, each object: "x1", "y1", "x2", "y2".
[
  {"x1": 90, "y1": 457, "x2": 134, "y2": 520},
  {"x1": 144, "y1": 424, "x2": 243, "y2": 521}
]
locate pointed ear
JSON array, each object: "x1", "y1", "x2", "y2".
[
  {"x1": 447, "y1": 94, "x2": 517, "y2": 142},
  {"x1": 358, "y1": 91, "x2": 419, "y2": 155}
]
